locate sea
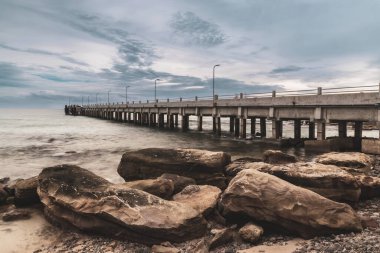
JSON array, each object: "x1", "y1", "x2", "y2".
[{"x1": 0, "y1": 109, "x2": 378, "y2": 183}]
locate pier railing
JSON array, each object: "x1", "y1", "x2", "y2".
[{"x1": 82, "y1": 84, "x2": 380, "y2": 107}]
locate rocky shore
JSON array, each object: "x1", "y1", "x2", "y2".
[{"x1": 1, "y1": 149, "x2": 379, "y2": 253}]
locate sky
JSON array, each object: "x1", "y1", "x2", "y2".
[{"x1": 0, "y1": 0, "x2": 380, "y2": 108}]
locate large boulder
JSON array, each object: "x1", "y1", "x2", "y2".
[
  {"x1": 119, "y1": 178, "x2": 174, "y2": 199},
  {"x1": 355, "y1": 175, "x2": 380, "y2": 200},
  {"x1": 226, "y1": 161, "x2": 361, "y2": 203},
  {"x1": 262, "y1": 150, "x2": 297, "y2": 164},
  {"x1": 219, "y1": 169, "x2": 362, "y2": 238},
  {"x1": 173, "y1": 185, "x2": 221, "y2": 216},
  {"x1": 260, "y1": 162, "x2": 361, "y2": 203},
  {"x1": 117, "y1": 148, "x2": 230, "y2": 189},
  {"x1": 315, "y1": 152, "x2": 375, "y2": 174},
  {"x1": 14, "y1": 176, "x2": 40, "y2": 206},
  {"x1": 38, "y1": 164, "x2": 207, "y2": 244}
]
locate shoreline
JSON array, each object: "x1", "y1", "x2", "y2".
[{"x1": 1, "y1": 149, "x2": 379, "y2": 253}]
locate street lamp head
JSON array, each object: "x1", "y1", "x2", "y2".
[{"x1": 214, "y1": 64, "x2": 220, "y2": 68}]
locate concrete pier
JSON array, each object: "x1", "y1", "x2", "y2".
[{"x1": 70, "y1": 87, "x2": 380, "y2": 154}]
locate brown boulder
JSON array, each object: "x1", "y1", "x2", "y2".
[
  {"x1": 219, "y1": 169, "x2": 362, "y2": 238},
  {"x1": 119, "y1": 178, "x2": 174, "y2": 199},
  {"x1": 117, "y1": 148, "x2": 230, "y2": 188},
  {"x1": 259, "y1": 162, "x2": 361, "y2": 203},
  {"x1": 315, "y1": 152, "x2": 375, "y2": 174},
  {"x1": 355, "y1": 175, "x2": 380, "y2": 200},
  {"x1": 159, "y1": 173, "x2": 196, "y2": 194},
  {"x1": 173, "y1": 185, "x2": 221, "y2": 216},
  {"x1": 14, "y1": 176, "x2": 40, "y2": 207},
  {"x1": 238, "y1": 222, "x2": 263, "y2": 243},
  {"x1": 262, "y1": 150, "x2": 297, "y2": 164},
  {"x1": 38, "y1": 164, "x2": 207, "y2": 244}
]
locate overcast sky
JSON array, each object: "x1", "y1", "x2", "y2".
[{"x1": 1, "y1": 0, "x2": 379, "y2": 108}]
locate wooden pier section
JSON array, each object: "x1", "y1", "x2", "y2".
[{"x1": 66, "y1": 85, "x2": 380, "y2": 154}]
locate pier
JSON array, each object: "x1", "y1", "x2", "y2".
[{"x1": 68, "y1": 85, "x2": 380, "y2": 154}]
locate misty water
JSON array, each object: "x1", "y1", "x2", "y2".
[{"x1": 0, "y1": 109, "x2": 378, "y2": 183}]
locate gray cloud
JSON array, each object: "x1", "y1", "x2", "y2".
[
  {"x1": 270, "y1": 66, "x2": 303, "y2": 74},
  {"x1": 0, "y1": 43, "x2": 90, "y2": 67},
  {"x1": 170, "y1": 11, "x2": 226, "y2": 47},
  {"x1": 0, "y1": 62, "x2": 27, "y2": 87}
]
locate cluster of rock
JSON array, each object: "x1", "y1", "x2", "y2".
[{"x1": 1, "y1": 148, "x2": 379, "y2": 252}]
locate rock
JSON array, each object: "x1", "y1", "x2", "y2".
[
  {"x1": 159, "y1": 173, "x2": 196, "y2": 194},
  {"x1": 315, "y1": 152, "x2": 375, "y2": 174},
  {"x1": 0, "y1": 177, "x2": 10, "y2": 184},
  {"x1": 0, "y1": 184, "x2": 9, "y2": 204},
  {"x1": 260, "y1": 162, "x2": 361, "y2": 203},
  {"x1": 173, "y1": 185, "x2": 221, "y2": 216},
  {"x1": 355, "y1": 175, "x2": 380, "y2": 200},
  {"x1": 14, "y1": 176, "x2": 40, "y2": 207},
  {"x1": 219, "y1": 169, "x2": 362, "y2": 238},
  {"x1": 193, "y1": 238, "x2": 209, "y2": 253},
  {"x1": 151, "y1": 242, "x2": 180, "y2": 253},
  {"x1": 209, "y1": 227, "x2": 235, "y2": 250},
  {"x1": 225, "y1": 161, "x2": 272, "y2": 177},
  {"x1": 360, "y1": 216, "x2": 379, "y2": 230},
  {"x1": 119, "y1": 178, "x2": 174, "y2": 199},
  {"x1": 238, "y1": 222, "x2": 263, "y2": 243},
  {"x1": 38, "y1": 164, "x2": 207, "y2": 244},
  {"x1": 3, "y1": 178, "x2": 22, "y2": 196},
  {"x1": 2, "y1": 208, "x2": 31, "y2": 221},
  {"x1": 117, "y1": 148, "x2": 230, "y2": 188},
  {"x1": 262, "y1": 150, "x2": 297, "y2": 164}
]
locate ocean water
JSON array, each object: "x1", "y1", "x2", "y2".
[{"x1": 0, "y1": 109, "x2": 378, "y2": 183}]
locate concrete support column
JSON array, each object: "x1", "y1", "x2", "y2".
[
  {"x1": 308, "y1": 122, "x2": 315, "y2": 139},
  {"x1": 197, "y1": 116, "x2": 203, "y2": 131},
  {"x1": 240, "y1": 118, "x2": 247, "y2": 139},
  {"x1": 354, "y1": 121, "x2": 363, "y2": 150},
  {"x1": 338, "y1": 121, "x2": 347, "y2": 138},
  {"x1": 216, "y1": 117, "x2": 221, "y2": 136},
  {"x1": 158, "y1": 114, "x2": 164, "y2": 128},
  {"x1": 272, "y1": 120, "x2": 283, "y2": 139},
  {"x1": 212, "y1": 117, "x2": 217, "y2": 133},
  {"x1": 260, "y1": 118, "x2": 266, "y2": 138},
  {"x1": 169, "y1": 114, "x2": 175, "y2": 129},
  {"x1": 294, "y1": 119, "x2": 301, "y2": 140},
  {"x1": 316, "y1": 121, "x2": 326, "y2": 140},
  {"x1": 234, "y1": 117, "x2": 240, "y2": 137},
  {"x1": 250, "y1": 117, "x2": 256, "y2": 137},
  {"x1": 182, "y1": 115, "x2": 189, "y2": 131},
  {"x1": 128, "y1": 112, "x2": 131, "y2": 122},
  {"x1": 119, "y1": 112, "x2": 123, "y2": 122},
  {"x1": 174, "y1": 114, "x2": 178, "y2": 127},
  {"x1": 229, "y1": 116, "x2": 235, "y2": 133}
]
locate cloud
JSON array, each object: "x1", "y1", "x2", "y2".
[
  {"x1": 0, "y1": 62, "x2": 27, "y2": 87},
  {"x1": 169, "y1": 11, "x2": 226, "y2": 47},
  {"x1": 270, "y1": 66, "x2": 303, "y2": 74}
]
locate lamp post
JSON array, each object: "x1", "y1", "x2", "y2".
[
  {"x1": 107, "y1": 90, "x2": 111, "y2": 105},
  {"x1": 212, "y1": 64, "x2": 220, "y2": 104},
  {"x1": 155, "y1": 78, "x2": 160, "y2": 102},
  {"x1": 126, "y1": 85, "x2": 130, "y2": 104}
]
